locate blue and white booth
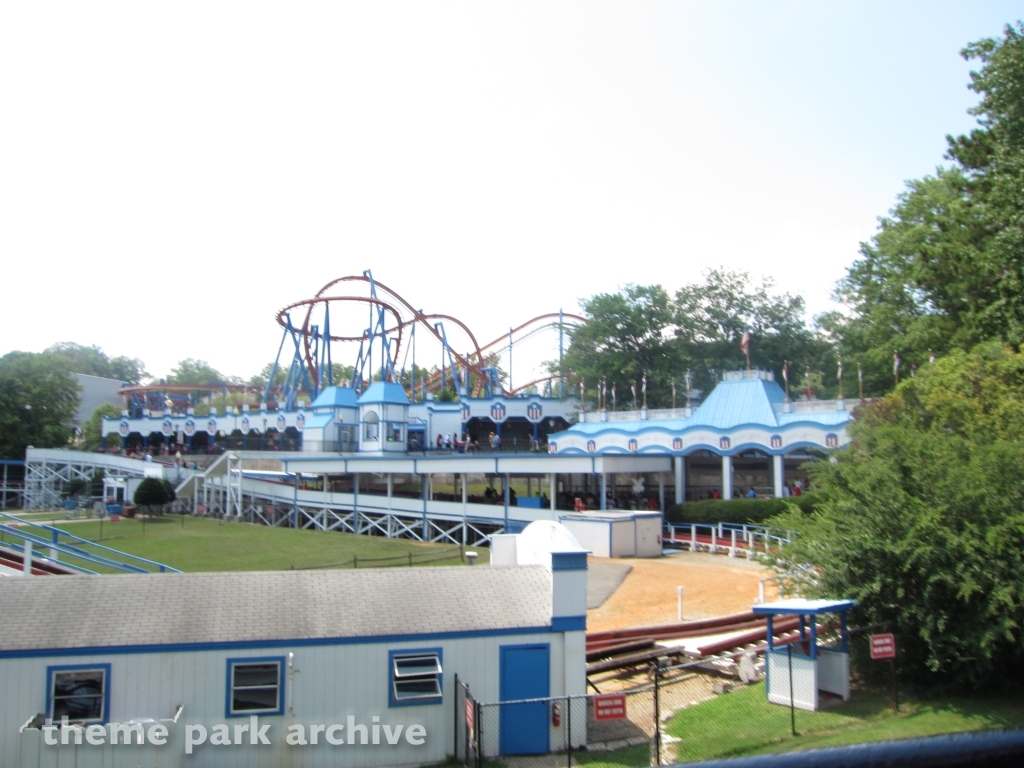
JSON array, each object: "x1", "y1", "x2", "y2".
[
  {"x1": 753, "y1": 598, "x2": 855, "y2": 711},
  {"x1": 304, "y1": 386, "x2": 359, "y2": 452},
  {"x1": 358, "y1": 382, "x2": 410, "y2": 453}
]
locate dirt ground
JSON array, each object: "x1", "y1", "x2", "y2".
[{"x1": 586, "y1": 550, "x2": 777, "y2": 633}]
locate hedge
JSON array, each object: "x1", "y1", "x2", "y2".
[{"x1": 664, "y1": 492, "x2": 819, "y2": 525}]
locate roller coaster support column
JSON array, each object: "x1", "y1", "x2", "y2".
[
  {"x1": 509, "y1": 327, "x2": 513, "y2": 393},
  {"x1": 422, "y1": 475, "x2": 429, "y2": 541},
  {"x1": 503, "y1": 475, "x2": 509, "y2": 530},
  {"x1": 558, "y1": 309, "x2": 564, "y2": 399},
  {"x1": 722, "y1": 455, "x2": 733, "y2": 500},
  {"x1": 674, "y1": 457, "x2": 685, "y2": 505},
  {"x1": 773, "y1": 455, "x2": 785, "y2": 498},
  {"x1": 550, "y1": 473, "x2": 556, "y2": 512}
]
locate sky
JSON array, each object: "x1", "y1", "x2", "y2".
[{"x1": 1, "y1": 2, "x2": 1020, "y2": 385}]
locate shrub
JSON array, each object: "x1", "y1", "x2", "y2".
[{"x1": 665, "y1": 493, "x2": 819, "y2": 525}]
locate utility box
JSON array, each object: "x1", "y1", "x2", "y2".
[{"x1": 753, "y1": 598, "x2": 855, "y2": 712}]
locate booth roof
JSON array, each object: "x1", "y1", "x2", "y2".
[
  {"x1": 358, "y1": 382, "x2": 410, "y2": 406},
  {"x1": 752, "y1": 598, "x2": 856, "y2": 616},
  {"x1": 0, "y1": 566, "x2": 553, "y2": 653},
  {"x1": 311, "y1": 386, "x2": 360, "y2": 409}
]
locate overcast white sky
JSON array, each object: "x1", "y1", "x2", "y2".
[{"x1": 1, "y1": 2, "x2": 1020, "y2": 383}]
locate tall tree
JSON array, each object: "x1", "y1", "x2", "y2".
[
  {"x1": 560, "y1": 272, "x2": 831, "y2": 407},
  {"x1": 167, "y1": 359, "x2": 226, "y2": 386},
  {"x1": 44, "y1": 342, "x2": 148, "y2": 384},
  {"x1": 769, "y1": 342, "x2": 1024, "y2": 690},
  {"x1": 0, "y1": 352, "x2": 81, "y2": 458},
  {"x1": 825, "y1": 23, "x2": 1024, "y2": 393}
]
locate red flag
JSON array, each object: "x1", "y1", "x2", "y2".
[{"x1": 740, "y1": 331, "x2": 750, "y2": 357}]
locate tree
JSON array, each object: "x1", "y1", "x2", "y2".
[
  {"x1": 0, "y1": 352, "x2": 80, "y2": 459},
  {"x1": 560, "y1": 272, "x2": 833, "y2": 407},
  {"x1": 166, "y1": 359, "x2": 226, "y2": 386},
  {"x1": 769, "y1": 342, "x2": 1024, "y2": 690},
  {"x1": 44, "y1": 342, "x2": 148, "y2": 384},
  {"x1": 133, "y1": 477, "x2": 172, "y2": 515},
  {"x1": 81, "y1": 403, "x2": 124, "y2": 450},
  {"x1": 825, "y1": 23, "x2": 1024, "y2": 393}
]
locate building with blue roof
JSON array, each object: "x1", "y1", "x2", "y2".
[{"x1": 550, "y1": 370, "x2": 852, "y2": 501}]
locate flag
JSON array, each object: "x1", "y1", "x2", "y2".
[
  {"x1": 837, "y1": 358, "x2": 843, "y2": 382},
  {"x1": 580, "y1": 379, "x2": 585, "y2": 399},
  {"x1": 611, "y1": 384, "x2": 617, "y2": 408},
  {"x1": 671, "y1": 380, "x2": 676, "y2": 398},
  {"x1": 740, "y1": 331, "x2": 750, "y2": 357},
  {"x1": 685, "y1": 369, "x2": 692, "y2": 392},
  {"x1": 782, "y1": 361, "x2": 788, "y2": 385},
  {"x1": 630, "y1": 382, "x2": 636, "y2": 399},
  {"x1": 642, "y1": 373, "x2": 647, "y2": 394},
  {"x1": 893, "y1": 351, "x2": 901, "y2": 375},
  {"x1": 858, "y1": 363, "x2": 863, "y2": 383}
]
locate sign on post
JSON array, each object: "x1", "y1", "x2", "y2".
[
  {"x1": 594, "y1": 694, "x2": 627, "y2": 721},
  {"x1": 870, "y1": 633, "x2": 896, "y2": 660}
]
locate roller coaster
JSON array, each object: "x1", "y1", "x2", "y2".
[
  {"x1": 117, "y1": 271, "x2": 585, "y2": 414},
  {"x1": 267, "y1": 271, "x2": 585, "y2": 409}
]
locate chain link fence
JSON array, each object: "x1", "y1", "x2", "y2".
[{"x1": 451, "y1": 629, "x2": 920, "y2": 767}]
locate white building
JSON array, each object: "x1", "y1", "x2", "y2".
[{"x1": 1, "y1": 524, "x2": 587, "y2": 768}]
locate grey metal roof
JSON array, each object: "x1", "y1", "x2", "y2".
[{"x1": 0, "y1": 566, "x2": 553, "y2": 652}]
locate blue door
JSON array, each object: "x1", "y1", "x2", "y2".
[{"x1": 499, "y1": 644, "x2": 550, "y2": 755}]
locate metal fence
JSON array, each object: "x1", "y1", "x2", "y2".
[{"x1": 452, "y1": 630, "x2": 921, "y2": 767}]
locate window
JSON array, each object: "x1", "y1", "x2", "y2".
[
  {"x1": 227, "y1": 657, "x2": 284, "y2": 717},
  {"x1": 364, "y1": 411, "x2": 380, "y2": 441},
  {"x1": 389, "y1": 649, "x2": 442, "y2": 707},
  {"x1": 47, "y1": 664, "x2": 110, "y2": 723}
]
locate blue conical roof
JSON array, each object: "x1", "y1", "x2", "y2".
[
  {"x1": 686, "y1": 376, "x2": 786, "y2": 429},
  {"x1": 311, "y1": 386, "x2": 360, "y2": 409},
  {"x1": 357, "y1": 382, "x2": 410, "y2": 405}
]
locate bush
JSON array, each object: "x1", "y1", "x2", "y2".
[
  {"x1": 665, "y1": 493, "x2": 819, "y2": 525},
  {"x1": 133, "y1": 477, "x2": 171, "y2": 513}
]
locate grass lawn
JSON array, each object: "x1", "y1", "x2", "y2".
[
  {"x1": 665, "y1": 681, "x2": 1024, "y2": 764},
  {"x1": 45, "y1": 516, "x2": 489, "y2": 573}
]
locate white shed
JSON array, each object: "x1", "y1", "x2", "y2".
[
  {"x1": 1, "y1": 550, "x2": 587, "y2": 767},
  {"x1": 558, "y1": 511, "x2": 663, "y2": 558}
]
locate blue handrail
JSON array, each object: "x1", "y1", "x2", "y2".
[{"x1": 0, "y1": 512, "x2": 180, "y2": 574}]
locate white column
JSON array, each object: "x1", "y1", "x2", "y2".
[
  {"x1": 387, "y1": 473, "x2": 393, "y2": 510},
  {"x1": 773, "y1": 455, "x2": 784, "y2": 498},
  {"x1": 549, "y1": 473, "x2": 556, "y2": 512},
  {"x1": 722, "y1": 455, "x2": 733, "y2": 500},
  {"x1": 600, "y1": 474, "x2": 607, "y2": 510},
  {"x1": 658, "y1": 473, "x2": 665, "y2": 511},
  {"x1": 674, "y1": 456, "x2": 685, "y2": 505}
]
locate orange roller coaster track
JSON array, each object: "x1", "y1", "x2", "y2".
[{"x1": 276, "y1": 274, "x2": 585, "y2": 398}]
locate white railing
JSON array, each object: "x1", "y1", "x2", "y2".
[
  {"x1": 723, "y1": 369, "x2": 775, "y2": 382},
  {"x1": 578, "y1": 407, "x2": 693, "y2": 423},
  {"x1": 773, "y1": 399, "x2": 847, "y2": 414}
]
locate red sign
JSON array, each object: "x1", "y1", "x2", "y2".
[
  {"x1": 465, "y1": 699, "x2": 474, "y2": 730},
  {"x1": 594, "y1": 694, "x2": 627, "y2": 721},
  {"x1": 870, "y1": 633, "x2": 896, "y2": 660}
]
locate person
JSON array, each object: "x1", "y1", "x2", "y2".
[
  {"x1": 444, "y1": 433, "x2": 451, "y2": 450},
  {"x1": 793, "y1": 481, "x2": 802, "y2": 496},
  {"x1": 711, "y1": 488, "x2": 721, "y2": 499},
  {"x1": 782, "y1": 483, "x2": 791, "y2": 498},
  {"x1": 746, "y1": 487, "x2": 756, "y2": 499},
  {"x1": 436, "y1": 433, "x2": 443, "y2": 450}
]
